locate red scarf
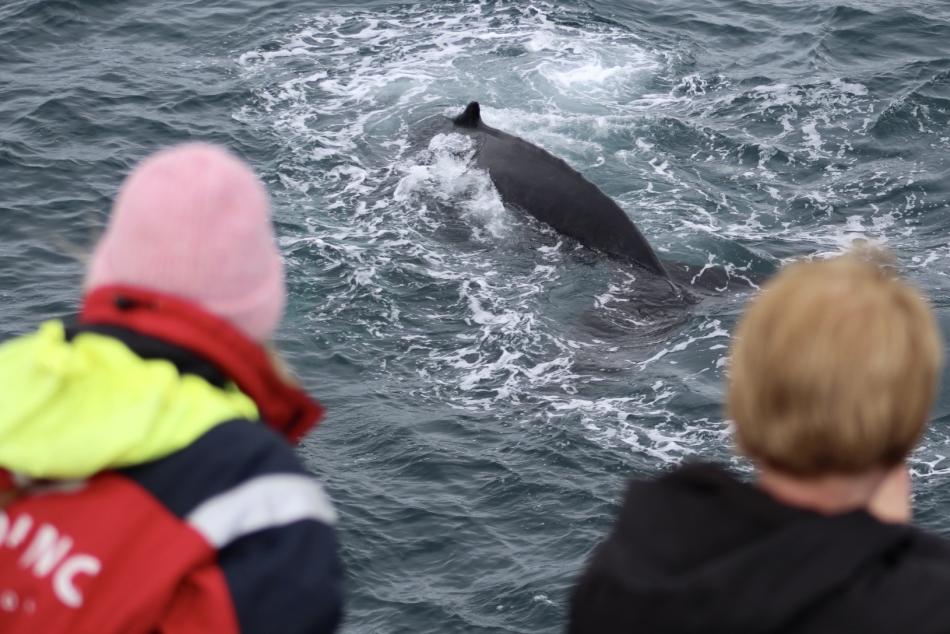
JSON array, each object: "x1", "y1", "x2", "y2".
[{"x1": 80, "y1": 285, "x2": 324, "y2": 444}]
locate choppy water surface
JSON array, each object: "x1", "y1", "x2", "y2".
[{"x1": 4, "y1": 0, "x2": 950, "y2": 631}]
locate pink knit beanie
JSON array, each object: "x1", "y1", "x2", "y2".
[{"x1": 87, "y1": 143, "x2": 285, "y2": 341}]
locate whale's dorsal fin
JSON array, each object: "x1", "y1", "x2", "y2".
[{"x1": 453, "y1": 102, "x2": 481, "y2": 128}]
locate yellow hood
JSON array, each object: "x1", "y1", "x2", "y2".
[{"x1": 0, "y1": 321, "x2": 258, "y2": 479}]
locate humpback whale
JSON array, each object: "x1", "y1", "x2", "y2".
[{"x1": 448, "y1": 102, "x2": 669, "y2": 278}]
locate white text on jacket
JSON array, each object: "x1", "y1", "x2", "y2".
[{"x1": 0, "y1": 512, "x2": 101, "y2": 608}]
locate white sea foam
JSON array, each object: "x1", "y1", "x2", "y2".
[
  {"x1": 801, "y1": 120, "x2": 823, "y2": 156},
  {"x1": 395, "y1": 133, "x2": 511, "y2": 239}
]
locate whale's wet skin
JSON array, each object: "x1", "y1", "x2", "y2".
[
  {"x1": 443, "y1": 101, "x2": 670, "y2": 278},
  {"x1": 4, "y1": 0, "x2": 950, "y2": 632}
]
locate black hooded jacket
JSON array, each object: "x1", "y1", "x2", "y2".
[{"x1": 569, "y1": 462, "x2": 950, "y2": 634}]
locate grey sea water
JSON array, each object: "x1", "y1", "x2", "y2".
[{"x1": 3, "y1": 0, "x2": 950, "y2": 631}]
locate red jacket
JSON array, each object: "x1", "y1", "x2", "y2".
[{"x1": 0, "y1": 287, "x2": 342, "y2": 633}]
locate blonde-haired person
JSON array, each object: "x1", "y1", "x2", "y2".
[
  {"x1": 569, "y1": 249, "x2": 950, "y2": 634},
  {"x1": 0, "y1": 144, "x2": 342, "y2": 633}
]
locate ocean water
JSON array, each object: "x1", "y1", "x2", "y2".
[{"x1": 3, "y1": 0, "x2": 950, "y2": 631}]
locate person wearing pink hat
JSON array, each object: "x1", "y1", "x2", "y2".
[{"x1": 0, "y1": 143, "x2": 343, "y2": 633}]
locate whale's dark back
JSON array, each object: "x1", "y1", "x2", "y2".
[{"x1": 451, "y1": 102, "x2": 668, "y2": 278}]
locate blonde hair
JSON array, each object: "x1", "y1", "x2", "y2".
[{"x1": 727, "y1": 248, "x2": 943, "y2": 476}]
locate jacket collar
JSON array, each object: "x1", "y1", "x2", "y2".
[
  {"x1": 66, "y1": 322, "x2": 229, "y2": 388},
  {"x1": 80, "y1": 285, "x2": 323, "y2": 444}
]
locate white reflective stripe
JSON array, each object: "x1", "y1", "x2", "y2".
[{"x1": 187, "y1": 474, "x2": 337, "y2": 548}]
